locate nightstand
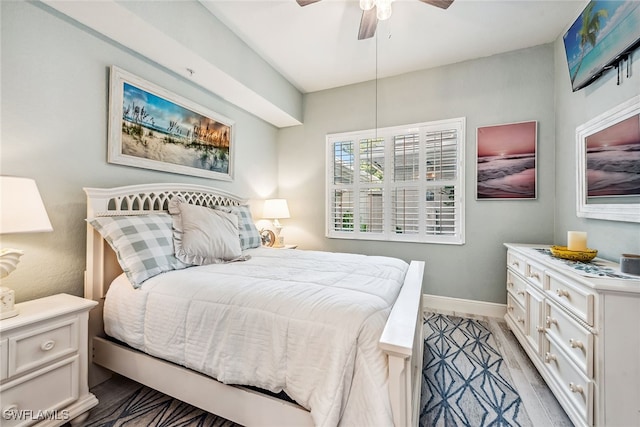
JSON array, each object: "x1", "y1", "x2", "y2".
[{"x1": 0, "y1": 294, "x2": 98, "y2": 426}]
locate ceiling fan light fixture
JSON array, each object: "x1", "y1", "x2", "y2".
[
  {"x1": 376, "y1": 0, "x2": 393, "y2": 20},
  {"x1": 360, "y1": 0, "x2": 375, "y2": 11}
]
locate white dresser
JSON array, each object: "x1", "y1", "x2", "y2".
[
  {"x1": 504, "y1": 243, "x2": 640, "y2": 427},
  {"x1": 0, "y1": 294, "x2": 98, "y2": 427}
]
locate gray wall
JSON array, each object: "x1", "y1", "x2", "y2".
[
  {"x1": 278, "y1": 45, "x2": 557, "y2": 304},
  {"x1": 1, "y1": 1, "x2": 280, "y2": 302},
  {"x1": 553, "y1": 38, "x2": 640, "y2": 261}
]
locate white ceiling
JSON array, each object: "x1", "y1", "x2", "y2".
[{"x1": 201, "y1": 0, "x2": 587, "y2": 93}]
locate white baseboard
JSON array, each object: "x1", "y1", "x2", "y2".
[{"x1": 423, "y1": 294, "x2": 506, "y2": 319}]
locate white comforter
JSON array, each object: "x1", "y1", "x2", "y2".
[{"x1": 104, "y1": 247, "x2": 408, "y2": 427}]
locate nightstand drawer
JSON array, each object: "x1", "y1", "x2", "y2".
[
  {"x1": 8, "y1": 317, "x2": 78, "y2": 377},
  {"x1": 0, "y1": 356, "x2": 78, "y2": 427}
]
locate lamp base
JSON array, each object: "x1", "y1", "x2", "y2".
[{"x1": 0, "y1": 287, "x2": 19, "y2": 320}]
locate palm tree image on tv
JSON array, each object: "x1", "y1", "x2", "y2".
[
  {"x1": 571, "y1": 2, "x2": 608, "y2": 83},
  {"x1": 563, "y1": 1, "x2": 640, "y2": 91}
]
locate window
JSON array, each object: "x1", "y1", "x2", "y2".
[{"x1": 326, "y1": 118, "x2": 465, "y2": 244}]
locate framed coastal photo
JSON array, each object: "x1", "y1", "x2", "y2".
[
  {"x1": 476, "y1": 121, "x2": 537, "y2": 200},
  {"x1": 108, "y1": 66, "x2": 234, "y2": 181},
  {"x1": 576, "y1": 95, "x2": 640, "y2": 223}
]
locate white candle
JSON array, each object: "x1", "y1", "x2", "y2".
[{"x1": 567, "y1": 231, "x2": 587, "y2": 251}]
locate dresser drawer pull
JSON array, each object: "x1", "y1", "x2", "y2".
[
  {"x1": 529, "y1": 272, "x2": 540, "y2": 280},
  {"x1": 40, "y1": 340, "x2": 56, "y2": 351},
  {"x1": 536, "y1": 326, "x2": 545, "y2": 333},
  {"x1": 569, "y1": 382, "x2": 584, "y2": 394},
  {"x1": 516, "y1": 290, "x2": 525, "y2": 296},
  {"x1": 511, "y1": 261, "x2": 520, "y2": 267},
  {"x1": 545, "y1": 352, "x2": 557, "y2": 363},
  {"x1": 516, "y1": 316, "x2": 525, "y2": 324},
  {"x1": 569, "y1": 339, "x2": 584, "y2": 349},
  {"x1": 556, "y1": 288, "x2": 570, "y2": 298},
  {"x1": 507, "y1": 281, "x2": 514, "y2": 288},
  {"x1": 507, "y1": 305, "x2": 514, "y2": 311},
  {"x1": 545, "y1": 316, "x2": 558, "y2": 327}
]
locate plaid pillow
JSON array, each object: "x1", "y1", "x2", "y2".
[
  {"x1": 214, "y1": 205, "x2": 261, "y2": 249},
  {"x1": 88, "y1": 214, "x2": 189, "y2": 288}
]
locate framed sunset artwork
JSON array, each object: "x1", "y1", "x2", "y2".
[
  {"x1": 577, "y1": 95, "x2": 640, "y2": 223},
  {"x1": 476, "y1": 121, "x2": 537, "y2": 200}
]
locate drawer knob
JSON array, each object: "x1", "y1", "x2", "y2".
[
  {"x1": 569, "y1": 339, "x2": 584, "y2": 350},
  {"x1": 536, "y1": 326, "x2": 545, "y2": 333},
  {"x1": 569, "y1": 382, "x2": 584, "y2": 394},
  {"x1": 40, "y1": 340, "x2": 56, "y2": 351},
  {"x1": 516, "y1": 316, "x2": 525, "y2": 324},
  {"x1": 545, "y1": 352, "x2": 557, "y2": 363},
  {"x1": 546, "y1": 316, "x2": 558, "y2": 327},
  {"x1": 507, "y1": 305, "x2": 514, "y2": 311},
  {"x1": 507, "y1": 282, "x2": 514, "y2": 288},
  {"x1": 512, "y1": 261, "x2": 520, "y2": 267},
  {"x1": 556, "y1": 288, "x2": 570, "y2": 298},
  {"x1": 529, "y1": 272, "x2": 540, "y2": 280},
  {"x1": 517, "y1": 290, "x2": 525, "y2": 296}
]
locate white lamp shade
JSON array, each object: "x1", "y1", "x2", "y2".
[
  {"x1": 263, "y1": 199, "x2": 290, "y2": 219},
  {"x1": 0, "y1": 177, "x2": 53, "y2": 234}
]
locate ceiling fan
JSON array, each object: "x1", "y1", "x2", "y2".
[{"x1": 296, "y1": 0, "x2": 454, "y2": 40}]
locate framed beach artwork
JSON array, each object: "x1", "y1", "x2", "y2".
[
  {"x1": 476, "y1": 121, "x2": 537, "y2": 200},
  {"x1": 108, "y1": 66, "x2": 234, "y2": 181},
  {"x1": 576, "y1": 95, "x2": 640, "y2": 223}
]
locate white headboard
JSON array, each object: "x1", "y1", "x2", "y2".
[{"x1": 84, "y1": 183, "x2": 246, "y2": 301}]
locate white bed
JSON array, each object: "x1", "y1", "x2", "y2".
[{"x1": 84, "y1": 183, "x2": 425, "y2": 427}]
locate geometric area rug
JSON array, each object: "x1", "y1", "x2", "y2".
[{"x1": 421, "y1": 313, "x2": 532, "y2": 427}]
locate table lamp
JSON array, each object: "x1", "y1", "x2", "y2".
[
  {"x1": 0, "y1": 177, "x2": 53, "y2": 319},
  {"x1": 263, "y1": 199, "x2": 290, "y2": 248}
]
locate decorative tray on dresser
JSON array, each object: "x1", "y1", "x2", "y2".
[{"x1": 504, "y1": 243, "x2": 640, "y2": 427}]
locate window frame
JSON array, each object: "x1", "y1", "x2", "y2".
[{"x1": 325, "y1": 117, "x2": 466, "y2": 245}]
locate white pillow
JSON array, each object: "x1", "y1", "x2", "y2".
[{"x1": 168, "y1": 197, "x2": 247, "y2": 266}]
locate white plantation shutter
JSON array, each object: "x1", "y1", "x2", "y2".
[{"x1": 327, "y1": 118, "x2": 465, "y2": 244}]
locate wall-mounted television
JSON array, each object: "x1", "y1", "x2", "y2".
[{"x1": 563, "y1": 1, "x2": 640, "y2": 92}]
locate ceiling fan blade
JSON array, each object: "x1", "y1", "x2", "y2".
[
  {"x1": 358, "y1": 7, "x2": 378, "y2": 40},
  {"x1": 419, "y1": 0, "x2": 454, "y2": 9},
  {"x1": 296, "y1": 0, "x2": 322, "y2": 6}
]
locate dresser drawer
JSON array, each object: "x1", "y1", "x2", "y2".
[
  {"x1": 544, "y1": 337, "x2": 593, "y2": 426},
  {"x1": 507, "y1": 250, "x2": 527, "y2": 276},
  {"x1": 0, "y1": 356, "x2": 78, "y2": 427},
  {"x1": 8, "y1": 317, "x2": 78, "y2": 377},
  {"x1": 546, "y1": 272, "x2": 595, "y2": 326},
  {"x1": 544, "y1": 302, "x2": 593, "y2": 377},
  {"x1": 506, "y1": 293, "x2": 526, "y2": 335},
  {"x1": 507, "y1": 270, "x2": 527, "y2": 307},
  {"x1": 525, "y1": 261, "x2": 545, "y2": 289}
]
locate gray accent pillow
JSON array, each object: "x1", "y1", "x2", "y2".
[
  {"x1": 214, "y1": 205, "x2": 261, "y2": 249},
  {"x1": 169, "y1": 197, "x2": 247, "y2": 265},
  {"x1": 88, "y1": 214, "x2": 189, "y2": 288}
]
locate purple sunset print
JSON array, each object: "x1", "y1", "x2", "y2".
[
  {"x1": 586, "y1": 114, "x2": 640, "y2": 197},
  {"x1": 477, "y1": 121, "x2": 537, "y2": 199}
]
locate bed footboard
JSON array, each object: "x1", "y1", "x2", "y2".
[{"x1": 380, "y1": 260, "x2": 425, "y2": 427}]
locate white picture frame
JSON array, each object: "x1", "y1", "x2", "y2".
[
  {"x1": 576, "y1": 95, "x2": 640, "y2": 223},
  {"x1": 108, "y1": 66, "x2": 234, "y2": 181}
]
